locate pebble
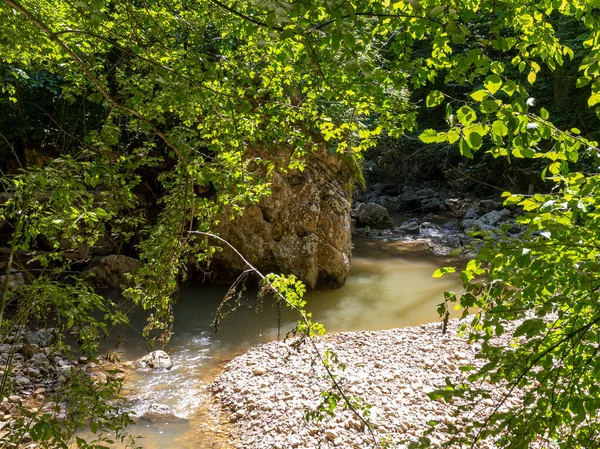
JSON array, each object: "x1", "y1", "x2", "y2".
[{"x1": 212, "y1": 319, "x2": 546, "y2": 449}]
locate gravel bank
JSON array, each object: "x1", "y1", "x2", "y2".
[{"x1": 212, "y1": 320, "x2": 524, "y2": 449}]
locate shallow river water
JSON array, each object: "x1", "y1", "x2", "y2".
[{"x1": 110, "y1": 238, "x2": 464, "y2": 449}]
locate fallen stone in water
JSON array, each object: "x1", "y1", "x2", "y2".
[
  {"x1": 140, "y1": 403, "x2": 187, "y2": 423},
  {"x1": 353, "y1": 202, "x2": 394, "y2": 230},
  {"x1": 136, "y1": 350, "x2": 173, "y2": 370}
]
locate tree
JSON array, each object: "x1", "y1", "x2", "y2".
[{"x1": 3, "y1": 0, "x2": 600, "y2": 448}]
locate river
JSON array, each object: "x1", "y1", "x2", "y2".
[{"x1": 108, "y1": 237, "x2": 464, "y2": 448}]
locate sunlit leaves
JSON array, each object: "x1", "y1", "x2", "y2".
[
  {"x1": 484, "y1": 74, "x2": 503, "y2": 94},
  {"x1": 457, "y1": 106, "x2": 477, "y2": 126},
  {"x1": 433, "y1": 267, "x2": 456, "y2": 278},
  {"x1": 426, "y1": 90, "x2": 444, "y2": 107}
]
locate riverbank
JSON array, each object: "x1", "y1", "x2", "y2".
[{"x1": 211, "y1": 319, "x2": 527, "y2": 449}]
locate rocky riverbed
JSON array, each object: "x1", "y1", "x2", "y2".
[
  {"x1": 0, "y1": 328, "x2": 129, "y2": 447},
  {"x1": 211, "y1": 319, "x2": 540, "y2": 449},
  {"x1": 351, "y1": 197, "x2": 524, "y2": 260}
]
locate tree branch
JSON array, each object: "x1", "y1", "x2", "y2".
[{"x1": 207, "y1": 0, "x2": 284, "y2": 31}]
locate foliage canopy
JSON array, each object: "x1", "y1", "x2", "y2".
[{"x1": 3, "y1": 0, "x2": 600, "y2": 447}]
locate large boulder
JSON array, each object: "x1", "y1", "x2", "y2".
[
  {"x1": 354, "y1": 202, "x2": 395, "y2": 230},
  {"x1": 85, "y1": 255, "x2": 141, "y2": 288},
  {"x1": 213, "y1": 150, "x2": 353, "y2": 289}
]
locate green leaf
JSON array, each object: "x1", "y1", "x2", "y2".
[
  {"x1": 447, "y1": 129, "x2": 461, "y2": 144},
  {"x1": 588, "y1": 94, "x2": 600, "y2": 107},
  {"x1": 419, "y1": 129, "x2": 440, "y2": 143},
  {"x1": 433, "y1": 267, "x2": 456, "y2": 278},
  {"x1": 576, "y1": 76, "x2": 591, "y2": 88},
  {"x1": 492, "y1": 120, "x2": 509, "y2": 138},
  {"x1": 279, "y1": 28, "x2": 296, "y2": 40},
  {"x1": 457, "y1": 106, "x2": 476, "y2": 126},
  {"x1": 465, "y1": 130, "x2": 483, "y2": 149},
  {"x1": 459, "y1": 137, "x2": 474, "y2": 158},
  {"x1": 514, "y1": 319, "x2": 546, "y2": 338},
  {"x1": 429, "y1": 5, "x2": 444, "y2": 17},
  {"x1": 426, "y1": 90, "x2": 444, "y2": 107},
  {"x1": 470, "y1": 89, "x2": 488, "y2": 102},
  {"x1": 484, "y1": 74, "x2": 502, "y2": 94}
]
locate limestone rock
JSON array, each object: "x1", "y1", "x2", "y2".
[
  {"x1": 141, "y1": 403, "x2": 186, "y2": 423},
  {"x1": 137, "y1": 350, "x2": 173, "y2": 370},
  {"x1": 213, "y1": 150, "x2": 353, "y2": 289},
  {"x1": 85, "y1": 255, "x2": 141, "y2": 288}
]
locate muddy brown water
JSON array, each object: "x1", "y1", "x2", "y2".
[{"x1": 98, "y1": 238, "x2": 464, "y2": 448}]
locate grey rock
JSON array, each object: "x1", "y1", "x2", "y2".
[
  {"x1": 477, "y1": 199, "x2": 503, "y2": 215},
  {"x1": 354, "y1": 203, "x2": 394, "y2": 230},
  {"x1": 418, "y1": 223, "x2": 443, "y2": 238},
  {"x1": 396, "y1": 191, "x2": 421, "y2": 210},
  {"x1": 444, "y1": 198, "x2": 471, "y2": 217},
  {"x1": 14, "y1": 376, "x2": 30, "y2": 386},
  {"x1": 479, "y1": 209, "x2": 511, "y2": 227},
  {"x1": 0, "y1": 272, "x2": 24, "y2": 290},
  {"x1": 137, "y1": 350, "x2": 173, "y2": 370},
  {"x1": 377, "y1": 195, "x2": 402, "y2": 212},
  {"x1": 141, "y1": 403, "x2": 186, "y2": 423},
  {"x1": 399, "y1": 218, "x2": 420, "y2": 234},
  {"x1": 415, "y1": 188, "x2": 435, "y2": 199},
  {"x1": 463, "y1": 207, "x2": 477, "y2": 219},
  {"x1": 24, "y1": 367, "x2": 40, "y2": 377},
  {"x1": 25, "y1": 329, "x2": 55, "y2": 347},
  {"x1": 421, "y1": 197, "x2": 442, "y2": 212},
  {"x1": 461, "y1": 219, "x2": 495, "y2": 232}
]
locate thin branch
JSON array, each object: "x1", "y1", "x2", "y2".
[
  {"x1": 207, "y1": 0, "x2": 284, "y2": 31},
  {"x1": 445, "y1": 160, "x2": 505, "y2": 192},
  {"x1": 189, "y1": 230, "x2": 380, "y2": 447}
]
